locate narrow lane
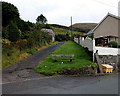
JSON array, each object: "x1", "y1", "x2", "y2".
[{"x1": 2, "y1": 42, "x2": 64, "y2": 83}]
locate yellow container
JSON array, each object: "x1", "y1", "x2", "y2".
[{"x1": 102, "y1": 64, "x2": 113, "y2": 73}]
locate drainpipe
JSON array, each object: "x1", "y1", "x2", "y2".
[{"x1": 93, "y1": 38, "x2": 95, "y2": 62}]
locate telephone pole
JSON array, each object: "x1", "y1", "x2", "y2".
[{"x1": 70, "y1": 16, "x2": 73, "y2": 37}]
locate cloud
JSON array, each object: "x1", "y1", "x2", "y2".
[{"x1": 2, "y1": 0, "x2": 119, "y2": 26}]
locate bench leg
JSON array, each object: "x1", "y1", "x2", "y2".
[
  {"x1": 70, "y1": 59, "x2": 72, "y2": 62},
  {"x1": 54, "y1": 60, "x2": 57, "y2": 62}
]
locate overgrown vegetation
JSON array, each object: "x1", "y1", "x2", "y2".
[
  {"x1": 1, "y1": 1, "x2": 85, "y2": 68},
  {"x1": 1, "y1": 1, "x2": 56, "y2": 68},
  {"x1": 55, "y1": 34, "x2": 70, "y2": 41},
  {"x1": 35, "y1": 41, "x2": 96, "y2": 76},
  {"x1": 2, "y1": 40, "x2": 58, "y2": 68}
]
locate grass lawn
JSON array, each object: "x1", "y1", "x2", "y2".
[{"x1": 35, "y1": 41, "x2": 97, "y2": 75}]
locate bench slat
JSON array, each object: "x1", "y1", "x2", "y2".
[{"x1": 51, "y1": 54, "x2": 74, "y2": 62}]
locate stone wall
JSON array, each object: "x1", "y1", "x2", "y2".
[
  {"x1": 97, "y1": 55, "x2": 119, "y2": 70},
  {"x1": 98, "y1": 55, "x2": 118, "y2": 64},
  {"x1": 58, "y1": 67, "x2": 97, "y2": 75}
]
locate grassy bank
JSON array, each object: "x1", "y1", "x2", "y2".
[
  {"x1": 2, "y1": 41, "x2": 58, "y2": 69},
  {"x1": 35, "y1": 41, "x2": 97, "y2": 75},
  {"x1": 52, "y1": 27, "x2": 81, "y2": 35}
]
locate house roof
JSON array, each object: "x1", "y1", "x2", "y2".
[
  {"x1": 41, "y1": 28, "x2": 55, "y2": 37},
  {"x1": 93, "y1": 13, "x2": 120, "y2": 32},
  {"x1": 87, "y1": 30, "x2": 94, "y2": 35}
]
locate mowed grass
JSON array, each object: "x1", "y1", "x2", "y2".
[{"x1": 35, "y1": 41, "x2": 97, "y2": 75}]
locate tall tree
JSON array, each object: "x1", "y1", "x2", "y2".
[
  {"x1": 36, "y1": 14, "x2": 47, "y2": 24},
  {"x1": 2, "y1": 1, "x2": 19, "y2": 27}
]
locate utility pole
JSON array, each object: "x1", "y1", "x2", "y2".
[{"x1": 70, "y1": 16, "x2": 73, "y2": 37}]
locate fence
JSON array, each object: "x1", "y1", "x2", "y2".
[
  {"x1": 74, "y1": 37, "x2": 93, "y2": 51},
  {"x1": 74, "y1": 37, "x2": 120, "y2": 55}
]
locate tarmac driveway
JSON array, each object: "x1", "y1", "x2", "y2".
[{"x1": 2, "y1": 42, "x2": 64, "y2": 83}]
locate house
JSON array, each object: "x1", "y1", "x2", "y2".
[
  {"x1": 41, "y1": 28, "x2": 55, "y2": 42},
  {"x1": 92, "y1": 13, "x2": 119, "y2": 46},
  {"x1": 75, "y1": 13, "x2": 120, "y2": 52},
  {"x1": 74, "y1": 13, "x2": 120, "y2": 71}
]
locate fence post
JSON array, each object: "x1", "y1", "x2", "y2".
[
  {"x1": 93, "y1": 39, "x2": 95, "y2": 62},
  {"x1": 78, "y1": 37, "x2": 80, "y2": 44}
]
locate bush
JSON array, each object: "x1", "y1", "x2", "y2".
[
  {"x1": 2, "y1": 39, "x2": 11, "y2": 44},
  {"x1": 109, "y1": 41, "x2": 118, "y2": 48},
  {"x1": 27, "y1": 48, "x2": 37, "y2": 55},
  {"x1": 2, "y1": 27, "x2": 9, "y2": 39},
  {"x1": 118, "y1": 44, "x2": 120, "y2": 48},
  {"x1": 3, "y1": 45, "x2": 15, "y2": 56},
  {"x1": 15, "y1": 39, "x2": 27, "y2": 51},
  {"x1": 55, "y1": 34, "x2": 70, "y2": 41},
  {"x1": 8, "y1": 21, "x2": 21, "y2": 42}
]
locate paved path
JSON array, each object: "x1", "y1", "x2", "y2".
[
  {"x1": 2, "y1": 74, "x2": 118, "y2": 94},
  {"x1": 2, "y1": 42, "x2": 64, "y2": 83}
]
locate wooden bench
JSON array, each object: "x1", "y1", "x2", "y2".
[{"x1": 52, "y1": 54, "x2": 74, "y2": 62}]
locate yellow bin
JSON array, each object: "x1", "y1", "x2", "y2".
[{"x1": 102, "y1": 64, "x2": 113, "y2": 73}]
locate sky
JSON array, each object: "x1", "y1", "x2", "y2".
[{"x1": 2, "y1": 0, "x2": 120, "y2": 26}]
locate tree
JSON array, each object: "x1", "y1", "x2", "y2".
[
  {"x1": 36, "y1": 14, "x2": 47, "y2": 24},
  {"x1": 2, "y1": 1, "x2": 19, "y2": 27},
  {"x1": 16, "y1": 19, "x2": 30, "y2": 32},
  {"x1": 8, "y1": 21, "x2": 21, "y2": 42},
  {"x1": 2, "y1": 27, "x2": 9, "y2": 39}
]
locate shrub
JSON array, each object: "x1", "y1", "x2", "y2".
[
  {"x1": 2, "y1": 39, "x2": 11, "y2": 44},
  {"x1": 15, "y1": 39, "x2": 27, "y2": 51},
  {"x1": 2, "y1": 39, "x2": 11, "y2": 47},
  {"x1": 88, "y1": 34, "x2": 94, "y2": 39},
  {"x1": 8, "y1": 21, "x2": 21, "y2": 42},
  {"x1": 109, "y1": 41, "x2": 118, "y2": 48},
  {"x1": 27, "y1": 48, "x2": 37, "y2": 55},
  {"x1": 2, "y1": 27, "x2": 9, "y2": 39},
  {"x1": 55, "y1": 34, "x2": 70, "y2": 41},
  {"x1": 118, "y1": 44, "x2": 120, "y2": 48},
  {"x1": 3, "y1": 45, "x2": 15, "y2": 56}
]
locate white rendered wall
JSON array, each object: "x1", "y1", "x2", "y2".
[
  {"x1": 94, "y1": 47, "x2": 119, "y2": 55},
  {"x1": 74, "y1": 37, "x2": 119, "y2": 55}
]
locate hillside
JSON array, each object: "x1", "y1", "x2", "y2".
[
  {"x1": 52, "y1": 27, "x2": 81, "y2": 35},
  {"x1": 70, "y1": 23, "x2": 97, "y2": 33},
  {"x1": 50, "y1": 24, "x2": 82, "y2": 35},
  {"x1": 50, "y1": 24, "x2": 69, "y2": 30}
]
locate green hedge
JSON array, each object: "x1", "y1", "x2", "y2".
[{"x1": 109, "y1": 41, "x2": 119, "y2": 48}]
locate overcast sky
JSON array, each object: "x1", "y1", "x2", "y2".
[{"x1": 2, "y1": 0, "x2": 120, "y2": 26}]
